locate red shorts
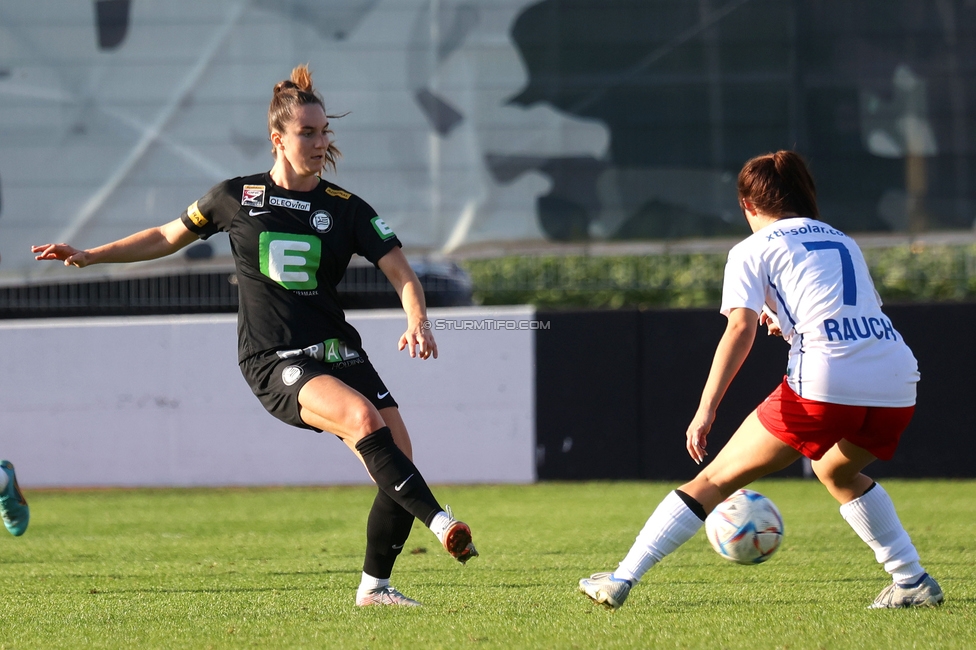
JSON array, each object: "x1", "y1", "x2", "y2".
[{"x1": 756, "y1": 377, "x2": 914, "y2": 461}]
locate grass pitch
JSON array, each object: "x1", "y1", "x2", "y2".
[{"x1": 1, "y1": 480, "x2": 973, "y2": 649}]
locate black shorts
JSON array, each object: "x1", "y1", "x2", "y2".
[{"x1": 241, "y1": 350, "x2": 398, "y2": 431}]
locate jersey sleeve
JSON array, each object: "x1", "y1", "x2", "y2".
[
  {"x1": 353, "y1": 198, "x2": 402, "y2": 265},
  {"x1": 719, "y1": 243, "x2": 767, "y2": 317},
  {"x1": 180, "y1": 181, "x2": 233, "y2": 240}
]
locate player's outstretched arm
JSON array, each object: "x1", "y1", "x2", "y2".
[
  {"x1": 377, "y1": 247, "x2": 438, "y2": 360},
  {"x1": 32, "y1": 218, "x2": 198, "y2": 268},
  {"x1": 686, "y1": 307, "x2": 758, "y2": 464}
]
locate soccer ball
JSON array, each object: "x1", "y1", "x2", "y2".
[{"x1": 705, "y1": 489, "x2": 784, "y2": 565}]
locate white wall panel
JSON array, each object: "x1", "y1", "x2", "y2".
[{"x1": 0, "y1": 306, "x2": 535, "y2": 487}]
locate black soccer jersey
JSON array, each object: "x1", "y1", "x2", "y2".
[{"x1": 180, "y1": 172, "x2": 401, "y2": 362}]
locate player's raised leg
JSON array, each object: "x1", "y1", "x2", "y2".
[
  {"x1": 813, "y1": 439, "x2": 943, "y2": 608},
  {"x1": 354, "y1": 405, "x2": 421, "y2": 606},
  {"x1": 378, "y1": 406, "x2": 478, "y2": 565},
  {"x1": 301, "y1": 377, "x2": 477, "y2": 564},
  {"x1": 580, "y1": 411, "x2": 799, "y2": 609},
  {"x1": 355, "y1": 407, "x2": 477, "y2": 606}
]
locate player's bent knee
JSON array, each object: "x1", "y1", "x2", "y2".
[
  {"x1": 812, "y1": 461, "x2": 861, "y2": 491},
  {"x1": 346, "y1": 404, "x2": 386, "y2": 439},
  {"x1": 816, "y1": 470, "x2": 856, "y2": 492}
]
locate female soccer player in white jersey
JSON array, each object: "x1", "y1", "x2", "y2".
[
  {"x1": 579, "y1": 150, "x2": 943, "y2": 610},
  {"x1": 33, "y1": 65, "x2": 476, "y2": 607}
]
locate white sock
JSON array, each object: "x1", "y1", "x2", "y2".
[
  {"x1": 840, "y1": 483, "x2": 925, "y2": 584},
  {"x1": 357, "y1": 572, "x2": 389, "y2": 597},
  {"x1": 428, "y1": 510, "x2": 452, "y2": 544},
  {"x1": 0, "y1": 470, "x2": 8, "y2": 492},
  {"x1": 613, "y1": 491, "x2": 705, "y2": 584}
]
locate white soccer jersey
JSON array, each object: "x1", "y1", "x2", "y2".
[{"x1": 720, "y1": 217, "x2": 919, "y2": 407}]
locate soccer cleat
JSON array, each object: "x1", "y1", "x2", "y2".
[
  {"x1": 441, "y1": 505, "x2": 478, "y2": 564},
  {"x1": 0, "y1": 460, "x2": 29, "y2": 536},
  {"x1": 355, "y1": 586, "x2": 422, "y2": 607},
  {"x1": 579, "y1": 572, "x2": 633, "y2": 610},
  {"x1": 868, "y1": 573, "x2": 944, "y2": 609}
]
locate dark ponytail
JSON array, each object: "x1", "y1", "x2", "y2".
[{"x1": 737, "y1": 150, "x2": 819, "y2": 219}]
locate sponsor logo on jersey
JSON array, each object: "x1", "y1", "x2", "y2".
[
  {"x1": 241, "y1": 185, "x2": 266, "y2": 207},
  {"x1": 371, "y1": 216, "x2": 396, "y2": 240},
  {"x1": 281, "y1": 365, "x2": 304, "y2": 386},
  {"x1": 275, "y1": 339, "x2": 360, "y2": 363},
  {"x1": 310, "y1": 210, "x2": 333, "y2": 233},
  {"x1": 269, "y1": 196, "x2": 311, "y2": 211},
  {"x1": 322, "y1": 338, "x2": 360, "y2": 363},
  {"x1": 325, "y1": 186, "x2": 351, "y2": 200},
  {"x1": 186, "y1": 201, "x2": 208, "y2": 227},
  {"x1": 765, "y1": 224, "x2": 846, "y2": 242},
  {"x1": 259, "y1": 231, "x2": 322, "y2": 291}
]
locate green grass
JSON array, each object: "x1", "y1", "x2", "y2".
[{"x1": 1, "y1": 480, "x2": 973, "y2": 649}]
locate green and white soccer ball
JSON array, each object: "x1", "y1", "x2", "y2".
[{"x1": 705, "y1": 489, "x2": 784, "y2": 564}]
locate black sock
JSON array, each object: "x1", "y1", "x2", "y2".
[
  {"x1": 363, "y1": 488, "x2": 415, "y2": 580},
  {"x1": 354, "y1": 427, "x2": 442, "y2": 526},
  {"x1": 674, "y1": 489, "x2": 707, "y2": 521}
]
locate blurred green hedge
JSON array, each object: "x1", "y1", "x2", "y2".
[{"x1": 461, "y1": 243, "x2": 976, "y2": 309}]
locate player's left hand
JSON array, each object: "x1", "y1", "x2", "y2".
[
  {"x1": 760, "y1": 307, "x2": 782, "y2": 337},
  {"x1": 686, "y1": 407, "x2": 715, "y2": 465},
  {"x1": 398, "y1": 318, "x2": 438, "y2": 360}
]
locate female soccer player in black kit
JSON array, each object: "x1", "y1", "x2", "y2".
[{"x1": 33, "y1": 65, "x2": 477, "y2": 607}]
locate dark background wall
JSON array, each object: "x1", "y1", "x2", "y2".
[
  {"x1": 510, "y1": 0, "x2": 976, "y2": 241},
  {"x1": 536, "y1": 303, "x2": 975, "y2": 479}
]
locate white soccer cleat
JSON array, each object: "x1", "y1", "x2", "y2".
[
  {"x1": 579, "y1": 572, "x2": 633, "y2": 610},
  {"x1": 355, "y1": 585, "x2": 422, "y2": 607},
  {"x1": 868, "y1": 573, "x2": 944, "y2": 609},
  {"x1": 438, "y1": 505, "x2": 479, "y2": 564}
]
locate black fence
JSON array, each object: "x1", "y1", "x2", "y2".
[
  {"x1": 0, "y1": 272, "x2": 240, "y2": 318},
  {"x1": 536, "y1": 303, "x2": 976, "y2": 480},
  {"x1": 0, "y1": 261, "x2": 473, "y2": 319}
]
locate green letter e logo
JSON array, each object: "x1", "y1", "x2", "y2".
[
  {"x1": 371, "y1": 216, "x2": 396, "y2": 240},
  {"x1": 259, "y1": 232, "x2": 321, "y2": 290}
]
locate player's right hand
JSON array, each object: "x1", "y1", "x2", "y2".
[
  {"x1": 686, "y1": 407, "x2": 715, "y2": 465},
  {"x1": 31, "y1": 243, "x2": 90, "y2": 268}
]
